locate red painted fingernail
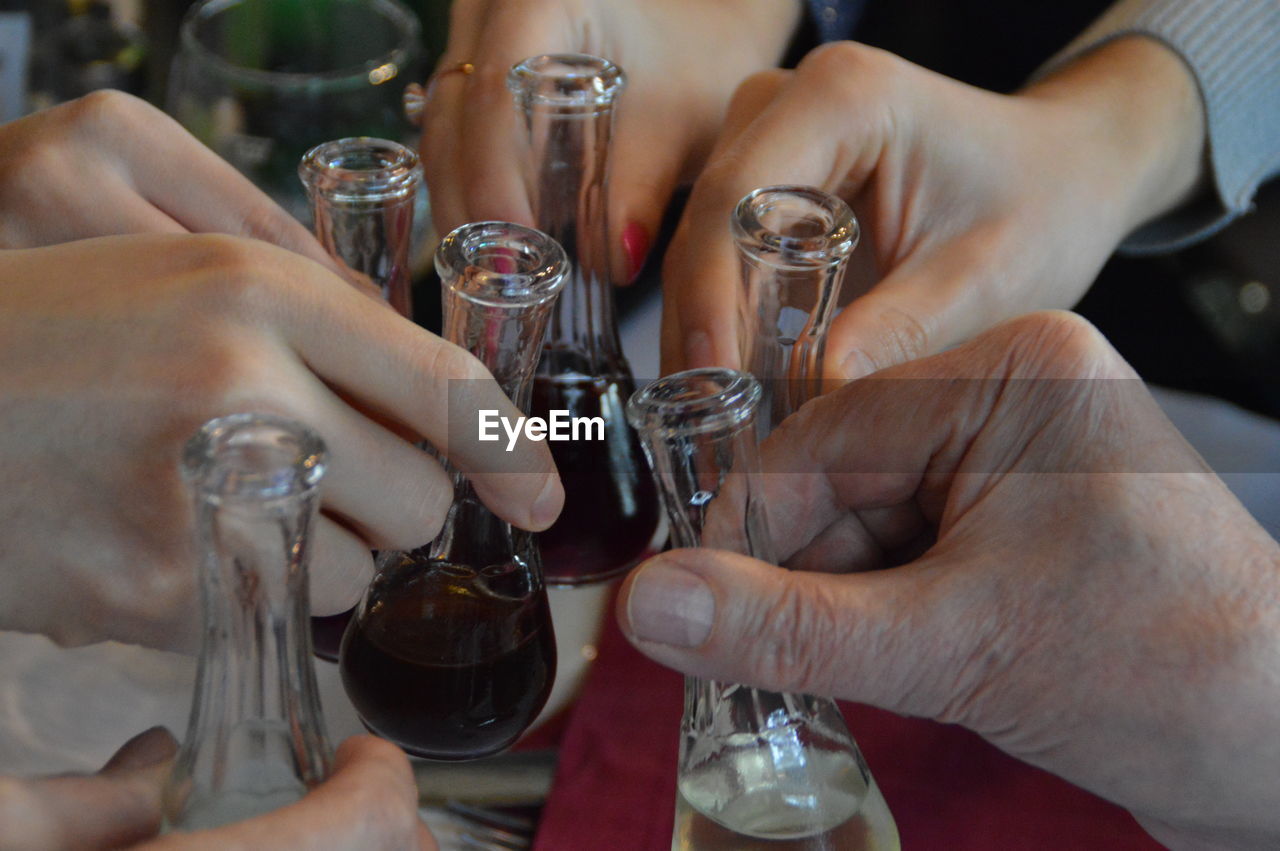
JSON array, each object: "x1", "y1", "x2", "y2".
[{"x1": 622, "y1": 222, "x2": 651, "y2": 284}]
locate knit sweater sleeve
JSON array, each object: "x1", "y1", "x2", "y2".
[{"x1": 1035, "y1": 0, "x2": 1280, "y2": 254}]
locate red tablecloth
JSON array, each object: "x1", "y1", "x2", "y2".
[{"x1": 533, "y1": 607, "x2": 1164, "y2": 850}]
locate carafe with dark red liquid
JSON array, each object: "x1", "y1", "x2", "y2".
[
  {"x1": 507, "y1": 54, "x2": 664, "y2": 585},
  {"x1": 298, "y1": 136, "x2": 422, "y2": 660},
  {"x1": 339, "y1": 220, "x2": 568, "y2": 760}
]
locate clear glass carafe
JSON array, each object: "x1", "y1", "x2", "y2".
[
  {"x1": 339, "y1": 221, "x2": 568, "y2": 760},
  {"x1": 299, "y1": 136, "x2": 422, "y2": 318},
  {"x1": 734, "y1": 186, "x2": 858, "y2": 434},
  {"x1": 507, "y1": 53, "x2": 663, "y2": 586},
  {"x1": 626, "y1": 369, "x2": 899, "y2": 851},
  {"x1": 162, "y1": 414, "x2": 333, "y2": 831},
  {"x1": 298, "y1": 136, "x2": 423, "y2": 661}
]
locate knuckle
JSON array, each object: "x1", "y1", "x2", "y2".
[
  {"x1": 0, "y1": 138, "x2": 57, "y2": 185},
  {"x1": 798, "y1": 41, "x2": 872, "y2": 85},
  {"x1": 175, "y1": 330, "x2": 283, "y2": 415},
  {"x1": 183, "y1": 235, "x2": 285, "y2": 313},
  {"x1": 236, "y1": 199, "x2": 295, "y2": 247},
  {"x1": 1002, "y1": 311, "x2": 1120, "y2": 379},
  {"x1": 61, "y1": 89, "x2": 150, "y2": 131},
  {"x1": 798, "y1": 42, "x2": 902, "y2": 103}
]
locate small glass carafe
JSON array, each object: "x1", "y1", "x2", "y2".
[
  {"x1": 298, "y1": 136, "x2": 423, "y2": 661},
  {"x1": 299, "y1": 135, "x2": 422, "y2": 318},
  {"x1": 734, "y1": 185, "x2": 858, "y2": 434},
  {"x1": 162, "y1": 414, "x2": 333, "y2": 831},
  {"x1": 507, "y1": 53, "x2": 664, "y2": 586},
  {"x1": 626, "y1": 369, "x2": 899, "y2": 851},
  {"x1": 339, "y1": 221, "x2": 568, "y2": 761}
]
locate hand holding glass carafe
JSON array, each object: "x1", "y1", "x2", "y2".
[
  {"x1": 628, "y1": 370, "x2": 899, "y2": 851},
  {"x1": 339, "y1": 221, "x2": 569, "y2": 761}
]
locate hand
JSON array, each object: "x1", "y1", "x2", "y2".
[
  {"x1": 422, "y1": 0, "x2": 803, "y2": 284},
  {"x1": 662, "y1": 37, "x2": 1207, "y2": 376},
  {"x1": 0, "y1": 731, "x2": 435, "y2": 850},
  {"x1": 0, "y1": 234, "x2": 562, "y2": 650},
  {"x1": 0, "y1": 91, "x2": 334, "y2": 272},
  {"x1": 619, "y1": 312, "x2": 1280, "y2": 849}
]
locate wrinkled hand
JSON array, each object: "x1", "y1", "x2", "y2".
[
  {"x1": 662, "y1": 37, "x2": 1206, "y2": 377},
  {"x1": 0, "y1": 234, "x2": 562, "y2": 650},
  {"x1": 0, "y1": 731, "x2": 434, "y2": 850},
  {"x1": 0, "y1": 91, "x2": 333, "y2": 271},
  {"x1": 620, "y1": 312, "x2": 1280, "y2": 849},
  {"x1": 422, "y1": 0, "x2": 803, "y2": 283}
]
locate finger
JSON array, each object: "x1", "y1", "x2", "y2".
[
  {"x1": 617, "y1": 546, "x2": 971, "y2": 719},
  {"x1": 141, "y1": 737, "x2": 433, "y2": 850},
  {"x1": 608, "y1": 68, "x2": 791, "y2": 290},
  {"x1": 823, "y1": 235, "x2": 996, "y2": 380},
  {"x1": 424, "y1": 1, "x2": 568, "y2": 236},
  {"x1": 0, "y1": 728, "x2": 176, "y2": 850},
  {"x1": 100, "y1": 726, "x2": 180, "y2": 775},
  {"x1": 757, "y1": 313, "x2": 1132, "y2": 560},
  {"x1": 783, "y1": 511, "x2": 880, "y2": 573},
  {"x1": 455, "y1": 6, "x2": 589, "y2": 227},
  {"x1": 658, "y1": 70, "x2": 790, "y2": 370},
  {"x1": 0, "y1": 173, "x2": 187, "y2": 248},
  {"x1": 227, "y1": 340, "x2": 455, "y2": 550},
  {"x1": 421, "y1": 0, "x2": 492, "y2": 238},
  {"x1": 661, "y1": 68, "x2": 854, "y2": 373},
  {"x1": 257, "y1": 256, "x2": 563, "y2": 531},
  {"x1": 310, "y1": 518, "x2": 376, "y2": 616},
  {"x1": 747, "y1": 344, "x2": 1001, "y2": 565}
]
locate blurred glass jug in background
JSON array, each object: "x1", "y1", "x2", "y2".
[{"x1": 166, "y1": 0, "x2": 424, "y2": 222}]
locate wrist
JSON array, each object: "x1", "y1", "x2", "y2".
[{"x1": 1022, "y1": 36, "x2": 1206, "y2": 239}]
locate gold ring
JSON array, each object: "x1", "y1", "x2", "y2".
[{"x1": 405, "y1": 62, "x2": 477, "y2": 127}]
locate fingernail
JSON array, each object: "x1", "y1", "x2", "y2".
[
  {"x1": 101, "y1": 726, "x2": 178, "y2": 774},
  {"x1": 531, "y1": 473, "x2": 563, "y2": 531},
  {"x1": 626, "y1": 558, "x2": 715, "y2": 647},
  {"x1": 622, "y1": 222, "x2": 651, "y2": 284},
  {"x1": 683, "y1": 329, "x2": 714, "y2": 370}
]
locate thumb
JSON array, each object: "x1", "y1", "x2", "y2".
[
  {"x1": 617, "y1": 547, "x2": 975, "y2": 720},
  {"x1": 0, "y1": 727, "x2": 177, "y2": 851}
]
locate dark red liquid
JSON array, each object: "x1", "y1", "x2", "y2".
[
  {"x1": 310, "y1": 610, "x2": 352, "y2": 662},
  {"x1": 531, "y1": 374, "x2": 663, "y2": 585},
  {"x1": 339, "y1": 554, "x2": 556, "y2": 761}
]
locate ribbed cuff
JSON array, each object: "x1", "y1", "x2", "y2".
[{"x1": 1035, "y1": 0, "x2": 1280, "y2": 254}]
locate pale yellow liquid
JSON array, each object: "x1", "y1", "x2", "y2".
[{"x1": 672, "y1": 750, "x2": 899, "y2": 851}]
